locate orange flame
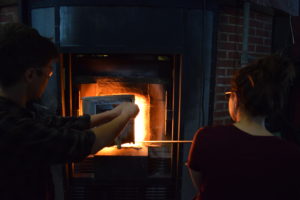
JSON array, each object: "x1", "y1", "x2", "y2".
[
  {"x1": 78, "y1": 82, "x2": 150, "y2": 151},
  {"x1": 134, "y1": 95, "x2": 149, "y2": 144}
]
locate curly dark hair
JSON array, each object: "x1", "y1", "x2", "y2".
[
  {"x1": 231, "y1": 54, "x2": 295, "y2": 117},
  {"x1": 0, "y1": 23, "x2": 58, "y2": 87}
]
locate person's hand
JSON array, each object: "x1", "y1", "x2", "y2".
[{"x1": 114, "y1": 102, "x2": 139, "y2": 118}]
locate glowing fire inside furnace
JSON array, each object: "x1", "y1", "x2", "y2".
[{"x1": 78, "y1": 80, "x2": 160, "y2": 154}]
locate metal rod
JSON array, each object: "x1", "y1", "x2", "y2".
[{"x1": 141, "y1": 140, "x2": 193, "y2": 143}]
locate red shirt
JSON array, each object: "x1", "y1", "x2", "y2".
[{"x1": 188, "y1": 124, "x2": 300, "y2": 200}]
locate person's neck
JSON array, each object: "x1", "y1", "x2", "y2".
[
  {"x1": 234, "y1": 111, "x2": 273, "y2": 137},
  {"x1": 0, "y1": 85, "x2": 28, "y2": 107}
]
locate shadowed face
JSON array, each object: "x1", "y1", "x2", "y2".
[{"x1": 27, "y1": 60, "x2": 54, "y2": 101}]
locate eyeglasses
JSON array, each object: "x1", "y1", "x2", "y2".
[
  {"x1": 47, "y1": 71, "x2": 53, "y2": 78},
  {"x1": 224, "y1": 91, "x2": 233, "y2": 100},
  {"x1": 35, "y1": 66, "x2": 53, "y2": 78}
]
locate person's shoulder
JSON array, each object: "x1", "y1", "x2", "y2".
[
  {"x1": 0, "y1": 96, "x2": 22, "y2": 115},
  {"x1": 194, "y1": 124, "x2": 234, "y2": 138},
  {"x1": 266, "y1": 138, "x2": 300, "y2": 163},
  {"x1": 0, "y1": 96, "x2": 10, "y2": 110},
  {"x1": 278, "y1": 141, "x2": 300, "y2": 169},
  {"x1": 282, "y1": 140, "x2": 300, "y2": 156},
  {"x1": 196, "y1": 124, "x2": 233, "y2": 133}
]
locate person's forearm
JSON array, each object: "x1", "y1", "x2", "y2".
[
  {"x1": 89, "y1": 109, "x2": 120, "y2": 128},
  {"x1": 90, "y1": 112, "x2": 131, "y2": 154}
]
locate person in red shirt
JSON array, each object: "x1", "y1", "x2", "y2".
[{"x1": 187, "y1": 55, "x2": 300, "y2": 200}]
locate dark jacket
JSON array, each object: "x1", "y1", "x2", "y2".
[{"x1": 0, "y1": 97, "x2": 95, "y2": 200}]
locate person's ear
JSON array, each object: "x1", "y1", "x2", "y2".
[{"x1": 24, "y1": 68, "x2": 36, "y2": 83}]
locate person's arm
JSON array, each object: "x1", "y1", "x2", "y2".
[
  {"x1": 42, "y1": 102, "x2": 134, "y2": 131},
  {"x1": 90, "y1": 102, "x2": 139, "y2": 154},
  {"x1": 3, "y1": 102, "x2": 138, "y2": 165},
  {"x1": 89, "y1": 101, "x2": 138, "y2": 128},
  {"x1": 89, "y1": 108, "x2": 120, "y2": 128},
  {"x1": 188, "y1": 168, "x2": 203, "y2": 192}
]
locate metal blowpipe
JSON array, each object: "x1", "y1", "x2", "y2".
[{"x1": 141, "y1": 140, "x2": 192, "y2": 143}]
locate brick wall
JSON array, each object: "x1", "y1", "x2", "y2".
[
  {"x1": 0, "y1": 5, "x2": 19, "y2": 24},
  {"x1": 213, "y1": 6, "x2": 273, "y2": 125}
]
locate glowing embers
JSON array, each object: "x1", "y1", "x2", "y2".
[{"x1": 95, "y1": 144, "x2": 148, "y2": 157}]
